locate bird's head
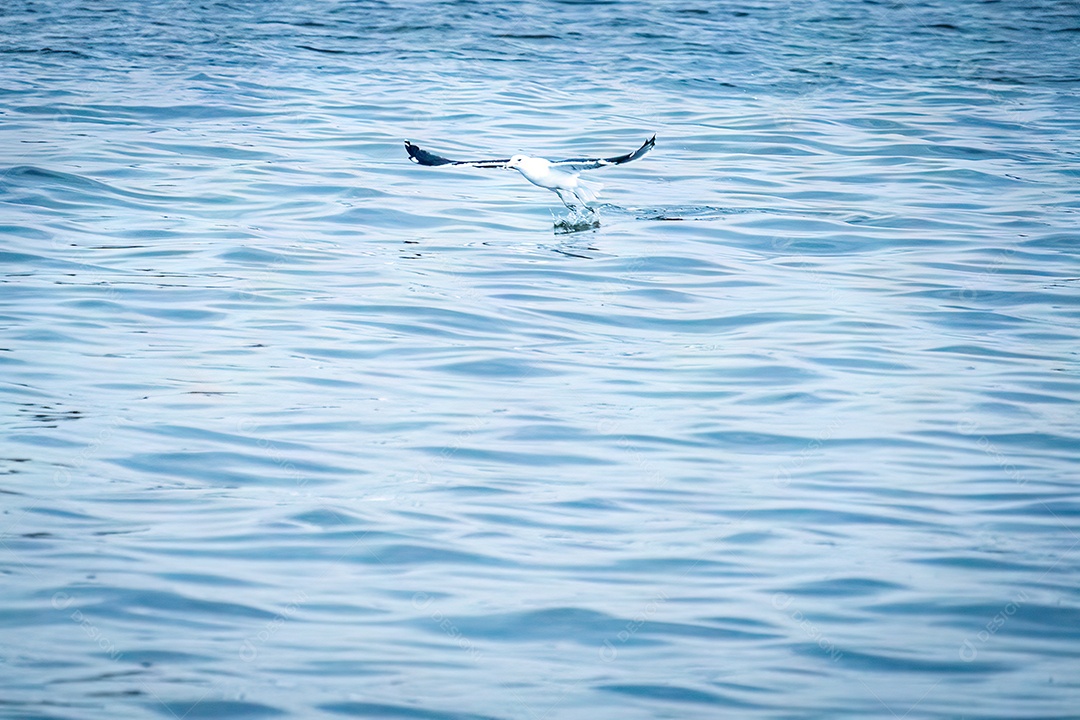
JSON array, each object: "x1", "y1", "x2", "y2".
[{"x1": 507, "y1": 154, "x2": 527, "y2": 169}]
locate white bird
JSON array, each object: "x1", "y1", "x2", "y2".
[{"x1": 404, "y1": 135, "x2": 655, "y2": 211}]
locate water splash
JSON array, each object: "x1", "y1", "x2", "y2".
[{"x1": 552, "y1": 206, "x2": 601, "y2": 234}]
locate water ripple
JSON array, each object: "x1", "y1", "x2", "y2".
[{"x1": 3, "y1": 0, "x2": 1079, "y2": 719}]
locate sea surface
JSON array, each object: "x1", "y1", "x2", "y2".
[{"x1": 2, "y1": 1, "x2": 1079, "y2": 718}]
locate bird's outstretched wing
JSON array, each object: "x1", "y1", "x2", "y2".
[
  {"x1": 549, "y1": 135, "x2": 655, "y2": 171},
  {"x1": 403, "y1": 135, "x2": 656, "y2": 171},
  {"x1": 404, "y1": 141, "x2": 510, "y2": 168}
]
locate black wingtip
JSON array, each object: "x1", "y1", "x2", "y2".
[
  {"x1": 404, "y1": 139, "x2": 430, "y2": 164},
  {"x1": 624, "y1": 134, "x2": 656, "y2": 163}
]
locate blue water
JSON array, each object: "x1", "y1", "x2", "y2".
[{"x1": 2, "y1": 1, "x2": 1079, "y2": 718}]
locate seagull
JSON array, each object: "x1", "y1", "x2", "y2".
[{"x1": 404, "y1": 135, "x2": 655, "y2": 211}]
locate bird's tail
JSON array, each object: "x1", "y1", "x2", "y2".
[{"x1": 573, "y1": 177, "x2": 603, "y2": 205}]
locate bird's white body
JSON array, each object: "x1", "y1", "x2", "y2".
[{"x1": 507, "y1": 155, "x2": 600, "y2": 208}]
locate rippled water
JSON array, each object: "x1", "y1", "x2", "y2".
[{"x1": 3, "y1": 1, "x2": 1079, "y2": 718}]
